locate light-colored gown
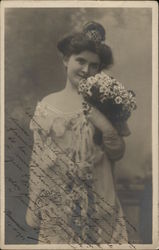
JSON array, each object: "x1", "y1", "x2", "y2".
[{"x1": 26, "y1": 99, "x2": 129, "y2": 244}]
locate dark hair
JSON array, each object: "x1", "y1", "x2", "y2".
[{"x1": 57, "y1": 22, "x2": 113, "y2": 70}]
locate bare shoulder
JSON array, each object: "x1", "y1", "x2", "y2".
[{"x1": 42, "y1": 91, "x2": 65, "y2": 109}]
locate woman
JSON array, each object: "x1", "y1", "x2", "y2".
[{"x1": 26, "y1": 22, "x2": 130, "y2": 244}]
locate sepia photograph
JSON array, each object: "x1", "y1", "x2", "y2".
[{"x1": 0, "y1": 1, "x2": 158, "y2": 249}]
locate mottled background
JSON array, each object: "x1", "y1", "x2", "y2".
[{"x1": 5, "y1": 8, "x2": 152, "y2": 244}]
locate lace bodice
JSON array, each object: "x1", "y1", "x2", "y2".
[{"x1": 30, "y1": 101, "x2": 105, "y2": 166}]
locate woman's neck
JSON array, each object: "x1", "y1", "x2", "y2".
[
  {"x1": 64, "y1": 79, "x2": 78, "y2": 93},
  {"x1": 59, "y1": 79, "x2": 83, "y2": 111},
  {"x1": 62, "y1": 79, "x2": 81, "y2": 99}
]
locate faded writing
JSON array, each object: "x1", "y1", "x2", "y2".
[{"x1": 5, "y1": 108, "x2": 137, "y2": 248}]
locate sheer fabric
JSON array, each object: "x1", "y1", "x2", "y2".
[{"x1": 26, "y1": 100, "x2": 128, "y2": 244}]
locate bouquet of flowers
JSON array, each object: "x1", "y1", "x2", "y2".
[{"x1": 78, "y1": 71, "x2": 137, "y2": 124}]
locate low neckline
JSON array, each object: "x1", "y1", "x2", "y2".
[{"x1": 42, "y1": 101, "x2": 83, "y2": 116}]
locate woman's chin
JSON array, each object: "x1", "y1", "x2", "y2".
[{"x1": 71, "y1": 80, "x2": 79, "y2": 89}]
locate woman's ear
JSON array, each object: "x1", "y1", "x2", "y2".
[{"x1": 63, "y1": 55, "x2": 69, "y2": 67}]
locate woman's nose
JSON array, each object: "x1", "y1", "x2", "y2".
[{"x1": 82, "y1": 64, "x2": 89, "y2": 75}]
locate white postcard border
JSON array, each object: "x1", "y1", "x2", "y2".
[{"x1": 1, "y1": 1, "x2": 158, "y2": 249}]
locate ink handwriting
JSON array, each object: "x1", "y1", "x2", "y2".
[{"x1": 5, "y1": 109, "x2": 137, "y2": 248}]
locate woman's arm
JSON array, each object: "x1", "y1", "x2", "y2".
[
  {"x1": 26, "y1": 103, "x2": 52, "y2": 228},
  {"x1": 87, "y1": 107, "x2": 126, "y2": 161},
  {"x1": 26, "y1": 129, "x2": 43, "y2": 228}
]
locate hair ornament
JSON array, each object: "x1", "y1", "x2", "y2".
[
  {"x1": 84, "y1": 29, "x2": 103, "y2": 43},
  {"x1": 83, "y1": 21, "x2": 106, "y2": 44}
]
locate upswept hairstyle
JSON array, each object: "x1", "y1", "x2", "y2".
[{"x1": 57, "y1": 22, "x2": 113, "y2": 70}]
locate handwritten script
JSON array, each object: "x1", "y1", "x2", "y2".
[{"x1": 4, "y1": 107, "x2": 138, "y2": 248}]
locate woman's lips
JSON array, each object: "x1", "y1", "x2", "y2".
[{"x1": 77, "y1": 74, "x2": 87, "y2": 79}]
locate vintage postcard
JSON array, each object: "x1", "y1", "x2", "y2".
[{"x1": 0, "y1": 1, "x2": 158, "y2": 249}]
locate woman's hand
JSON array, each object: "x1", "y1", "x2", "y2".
[
  {"x1": 86, "y1": 106, "x2": 115, "y2": 133},
  {"x1": 25, "y1": 205, "x2": 41, "y2": 228}
]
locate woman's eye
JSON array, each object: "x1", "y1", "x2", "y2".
[
  {"x1": 91, "y1": 64, "x2": 99, "y2": 70},
  {"x1": 76, "y1": 59, "x2": 85, "y2": 65}
]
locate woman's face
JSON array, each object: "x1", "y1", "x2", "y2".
[{"x1": 63, "y1": 50, "x2": 101, "y2": 88}]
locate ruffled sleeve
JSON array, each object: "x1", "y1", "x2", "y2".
[
  {"x1": 26, "y1": 102, "x2": 56, "y2": 228},
  {"x1": 29, "y1": 102, "x2": 56, "y2": 165},
  {"x1": 30, "y1": 101, "x2": 52, "y2": 133}
]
